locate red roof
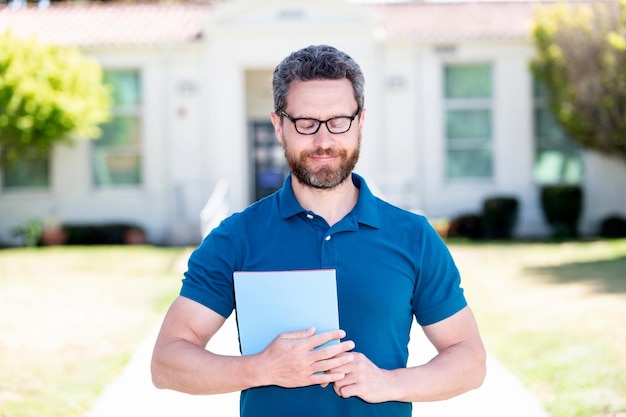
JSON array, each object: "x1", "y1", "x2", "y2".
[
  {"x1": 0, "y1": 2, "x2": 217, "y2": 47},
  {"x1": 0, "y1": 1, "x2": 601, "y2": 47},
  {"x1": 374, "y1": 0, "x2": 611, "y2": 40},
  {"x1": 371, "y1": 1, "x2": 540, "y2": 40}
]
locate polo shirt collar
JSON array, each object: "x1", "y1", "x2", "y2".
[{"x1": 278, "y1": 173, "x2": 380, "y2": 229}]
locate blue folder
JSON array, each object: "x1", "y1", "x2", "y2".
[{"x1": 233, "y1": 269, "x2": 339, "y2": 355}]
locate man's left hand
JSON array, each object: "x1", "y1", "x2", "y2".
[{"x1": 329, "y1": 352, "x2": 394, "y2": 403}]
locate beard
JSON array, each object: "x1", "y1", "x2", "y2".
[{"x1": 284, "y1": 136, "x2": 361, "y2": 190}]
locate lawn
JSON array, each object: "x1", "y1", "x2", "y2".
[
  {"x1": 0, "y1": 245, "x2": 187, "y2": 417},
  {"x1": 451, "y1": 239, "x2": 626, "y2": 417},
  {"x1": 0, "y1": 241, "x2": 625, "y2": 417}
]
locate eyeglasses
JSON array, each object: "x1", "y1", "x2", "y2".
[{"x1": 279, "y1": 107, "x2": 361, "y2": 135}]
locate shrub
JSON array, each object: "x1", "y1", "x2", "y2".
[
  {"x1": 447, "y1": 213, "x2": 484, "y2": 240},
  {"x1": 598, "y1": 215, "x2": 626, "y2": 238},
  {"x1": 540, "y1": 185, "x2": 583, "y2": 238},
  {"x1": 482, "y1": 196, "x2": 519, "y2": 240},
  {"x1": 12, "y1": 218, "x2": 43, "y2": 247},
  {"x1": 0, "y1": 31, "x2": 111, "y2": 168},
  {"x1": 63, "y1": 223, "x2": 145, "y2": 245}
]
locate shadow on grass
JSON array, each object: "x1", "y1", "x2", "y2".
[{"x1": 523, "y1": 255, "x2": 626, "y2": 294}]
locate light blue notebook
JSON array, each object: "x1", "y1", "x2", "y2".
[{"x1": 233, "y1": 269, "x2": 339, "y2": 355}]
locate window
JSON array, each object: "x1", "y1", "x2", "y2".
[
  {"x1": 2, "y1": 154, "x2": 50, "y2": 189},
  {"x1": 533, "y1": 81, "x2": 582, "y2": 184},
  {"x1": 444, "y1": 63, "x2": 493, "y2": 179},
  {"x1": 93, "y1": 70, "x2": 142, "y2": 186}
]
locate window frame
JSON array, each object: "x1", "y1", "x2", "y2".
[
  {"x1": 1, "y1": 153, "x2": 52, "y2": 192},
  {"x1": 442, "y1": 62, "x2": 494, "y2": 181},
  {"x1": 532, "y1": 80, "x2": 583, "y2": 185},
  {"x1": 92, "y1": 69, "x2": 143, "y2": 188}
]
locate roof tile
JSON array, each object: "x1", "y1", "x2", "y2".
[
  {"x1": 0, "y1": 1, "x2": 604, "y2": 46},
  {"x1": 0, "y1": 2, "x2": 216, "y2": 47},
  {"x1": 371, "y1": 1, "x2": 539, "y2": 40}
]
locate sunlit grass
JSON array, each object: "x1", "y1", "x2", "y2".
[
  {"x1": 0, "y1": 245, "x2": 186, "y2": 417},
  {"x1": 451, "y1": 239, "x2": 626, "y2": 417}
]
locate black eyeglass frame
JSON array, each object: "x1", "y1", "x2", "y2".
[{"x1": 278, "y1": 107, "x2": 361, "y2": 135}]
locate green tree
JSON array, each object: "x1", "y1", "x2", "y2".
[
  {"x1": 0, "y1": 31, "x2": 111, "y2": 167},
  {"x1": 530, "y1": 0, "x2": 626, "y2": 163}
]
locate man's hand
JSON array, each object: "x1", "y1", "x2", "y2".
[
  {"x1": 325, "y1": 307, "x2": 486, "y2": 404},
  {"x1": 328, "y1": 352, "x2": 394, "y2": 403},
  {"x1": 255, "y1": 327, "x2": 355, "y2": 388}
]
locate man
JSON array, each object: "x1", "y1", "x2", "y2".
[{"x1": 151, "y1": 44, "x2": 486, "y2": 417}]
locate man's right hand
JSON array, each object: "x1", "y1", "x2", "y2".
[
  {"x1": 152, "y1": 298, "x2": 354, "y2": 395},
  {"x1": 253, "y1": 327, "x2": 355, "y2": 388}
]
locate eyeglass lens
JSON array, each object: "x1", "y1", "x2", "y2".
[{"x1": 295, "y1": 117, "x2": 353, "y2": 134}]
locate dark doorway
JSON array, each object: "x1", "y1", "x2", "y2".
[{"x1": 251, "y1": 121, "x2": 288, "y2": 201}]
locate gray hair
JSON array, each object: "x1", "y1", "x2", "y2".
[{"x1": 272, "y1": 45, "x2": 365, "y2": 112}]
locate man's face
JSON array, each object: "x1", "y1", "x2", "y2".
[{"x1": 271, "y1": 79, "x2": 364, "y2": 190}]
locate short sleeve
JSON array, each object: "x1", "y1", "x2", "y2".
[
  {"x1": 180, "y1": 220, "x2": 237, "y2": 319},
  {"x1": 412, "y1": 220, "x2": 467, "y2": 326}
]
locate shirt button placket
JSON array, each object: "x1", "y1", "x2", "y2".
[{"x1": 321, "y1": 233, "x2": 337, "y2": 268}]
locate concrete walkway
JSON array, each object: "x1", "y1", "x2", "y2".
[{"x1": 84, "y1": 315, "x2": 549, "y2": 417}]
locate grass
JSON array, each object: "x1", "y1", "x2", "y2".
[
  {"x1": 0, "y1": 245, "x2": 186, "y2": 417},
  {"x1": 450, "y1": 239, "x2": 626, "y2": 417},
  {"x1": 0, "y1": 241, "x2": 625, "y2": 417}
]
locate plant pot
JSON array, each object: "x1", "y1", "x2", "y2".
[{"x1": 41, "y1": 227, "x2": 67, "y2": 246}]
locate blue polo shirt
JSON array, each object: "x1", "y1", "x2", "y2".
[{"x1": 181, "y1": 173, "x2": 467, "y2": 417}]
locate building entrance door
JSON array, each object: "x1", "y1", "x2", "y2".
[{"x1": 251, "y1": 121, "x2": 288, "y2": 201}]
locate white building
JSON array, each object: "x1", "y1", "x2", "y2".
[{"x1": 1, "y1": 0, "x2": 625, "y2": 245}]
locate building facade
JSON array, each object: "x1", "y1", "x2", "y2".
[{"x1": 1, "y1": 0, "x2": 625, "y2": 245}]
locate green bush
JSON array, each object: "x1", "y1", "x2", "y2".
[
  {"x1": 12, "y1": 218, "x2": 44, "y2": 247},
  {"x1": 482, "y1": 196, "x2": 519, "y2": 240},
  {"x1": 598, "y1": 215, "x2": 626, "y2": 238},
  {"x1": 540, "y1": 185, "x2": 583, "y2": 238},
  {"x1": 0, "y1": 31, "x2": 111, "y2": 168},
  {"x1": 447, "y1": 213, "x2": 484, "y2": 240},
  {"x1": 63, "y1": 223, "x2": 145, "y2": 245}
]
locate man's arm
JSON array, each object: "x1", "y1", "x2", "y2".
[
  {"x1": 150, "y1": 296, "x2": 356, "y2": 394},
  {"x1": 330, "y1": 306, "x2": 486, "y2": 403}
]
